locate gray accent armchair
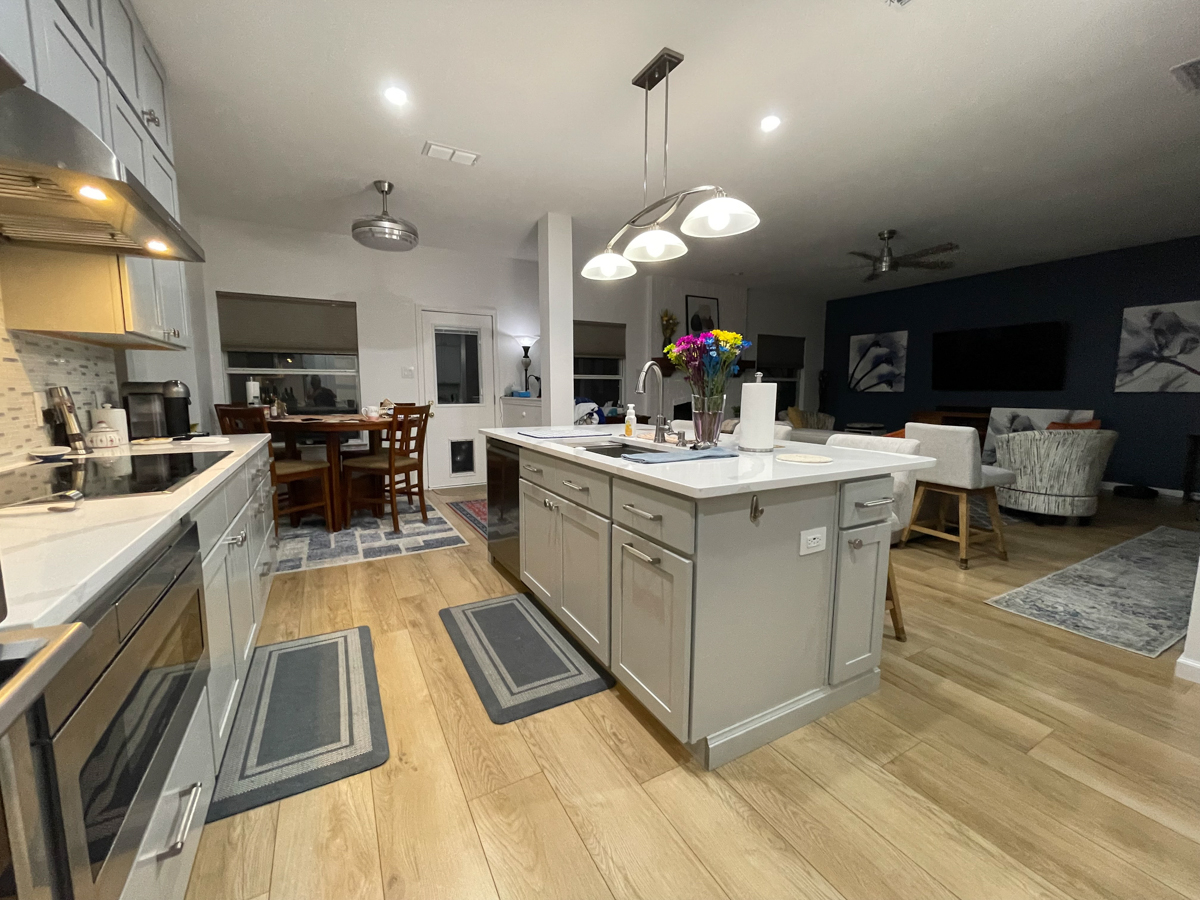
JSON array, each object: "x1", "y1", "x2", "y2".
[{"x1": 993, "y1": 429, "x2": 1118, "y2": 519}]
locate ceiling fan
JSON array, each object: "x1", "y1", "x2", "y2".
[{"x1": 849, "y1": 229, "x2": 959, "y2": 282}]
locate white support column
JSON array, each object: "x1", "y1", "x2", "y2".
[
  {"x1": 538, "y1": 212, "x2": 574, "y2": 425},
  {"x1": 1176, "y1": 557, "x2": 1200, "y2": 684}
]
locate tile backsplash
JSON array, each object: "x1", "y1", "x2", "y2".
[{"x1": 0, "y1": 312, "x2": 118, "y2": 465}]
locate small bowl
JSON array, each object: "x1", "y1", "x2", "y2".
[{"x1": 29, "y1": 446, "x2": 74, "y2": 462}]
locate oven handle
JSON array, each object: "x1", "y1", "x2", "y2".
[{"x1": 157, "y1": 782, "x2": 203, "y2": 859}]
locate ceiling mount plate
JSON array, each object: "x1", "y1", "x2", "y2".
[{"x1": 631, "y1": 48, "x2": 684, "y2": 91}]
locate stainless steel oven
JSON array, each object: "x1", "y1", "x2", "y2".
[{"x1": 44, "y1": 523, "x2": 207, "y2": 900}]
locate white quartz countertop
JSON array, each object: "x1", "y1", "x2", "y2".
[
  {"x1": 0, "y1": 435, "x2": 268, "y2": 630},
  {"x1": 482, "y1": 425, "x2": 934, "y2": 500}
]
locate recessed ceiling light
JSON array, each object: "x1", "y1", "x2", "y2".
[
  {"x1": 760, "y1": 115, "x2": 781, "y2": 133},
  {"x1": 146, "y1": 239, "x2": 168, "y2": 253},
  {"x1": 384, "y1": 87, "x2": 408, "y2": 106},
  {"x1": 78, "y1": 185, "x2": 107, "y2": 200}
]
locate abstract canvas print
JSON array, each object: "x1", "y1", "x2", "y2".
[
  {"x1": 848, "y1": 330, "x2": 907, "y2": 392},
  {"x1": 1115, "y1": 300, "x2": 1200, "y2": 392}
]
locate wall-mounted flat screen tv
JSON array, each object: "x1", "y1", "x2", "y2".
[{"x1": 931, "y1": 322, "x2": 1068, "y2": 391}]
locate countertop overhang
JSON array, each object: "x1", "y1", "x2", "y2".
[
  {"x1": 0, "y1": 435, "x2": 268, "y2": 630},
  {"x1": 482, "y1": 426, "x2": 935, "y2": 500}
]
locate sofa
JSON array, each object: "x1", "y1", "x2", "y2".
[{"x1": 993, "y1": 429, "x2": 1119, "y2": 518}]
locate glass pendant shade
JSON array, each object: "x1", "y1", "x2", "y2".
[
  {"x1": 581, "y1": 251, "x2": 637, "y2": 281},
  {"x1": 621, "y1": 227, "x2": 688, "y2": 262},
  {"x1": 680, "y1": 195, "x2": 760, "y2": 238}
]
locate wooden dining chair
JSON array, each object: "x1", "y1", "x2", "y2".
[
  {"x1": 213, "y1": 404, "x2": 334, "y2": 534},
  {"x1": 343, "y1": 404, "x2": 430, "y2": 531}
]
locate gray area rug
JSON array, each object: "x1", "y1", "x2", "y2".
[
  {"x1": 275, "y1": 502, "x2": 467, "y2": 572},
  {"x1": 206, "y1": 627, "x2": 389, "y2": 822},
  {"x1": 987, "y1": 526, "x2": 1199, "y2": 656},
  {"x1": 440, "y1": 593, "x2": 612, "y2": 724}
]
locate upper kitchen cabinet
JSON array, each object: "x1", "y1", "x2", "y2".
[
  {"x1": 98, "y1": 0, "x2": 136, "y2": 94},
  {"x1": 54, "y1": 0, "x2": 101, "y2": 53},
  {"x1": 0, "y1": 0, "x2": 37, "y2": 87},
  {"x1": 134, "y1": 33, "x2": 171, "y2": 157},
  {"x1": 29, "y1": 0, "x2": 110, "y2": 143}
]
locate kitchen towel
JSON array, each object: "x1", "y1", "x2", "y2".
[
  {"x1": 622, "y1": 448, "x2": 738, "y2": 464},
  {"x1": 738, "y1": 376, "x2": 777, "y2": 452}
]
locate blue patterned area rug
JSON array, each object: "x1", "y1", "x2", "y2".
[
  {"x1": 207, "y1": 627, "x2": 388, "y2": 822},
  {"x1": 986, "y1": 526, "x2": 1199, "y2": 657},
  {"x1": 275, "y1": 502, "x2": 467, "y2": 572}
]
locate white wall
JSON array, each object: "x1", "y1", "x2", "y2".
[
  {"x1": 190, "y1": 216, "x2": 539, "y2": 426},
  {"x1": 1177, "y1": 560, "x2": 1200, "y2": 684},
  {"x1": 746, "y1": 288, "x2": 828, "y2": 414}
]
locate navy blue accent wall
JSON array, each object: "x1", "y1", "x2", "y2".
[{"x1": 823, "y1": 235, "x2": 1200, "y2": 489}]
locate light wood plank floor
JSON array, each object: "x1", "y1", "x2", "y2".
[{"x1": 186, "y1": 489, "x2": 1200, "y2": 900}]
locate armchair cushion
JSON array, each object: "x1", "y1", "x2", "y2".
[
  {"x1": 993, "y1": 429, "x2": 1118, "y2": 517},
  {"x1": 904, "y1": 422, "x2": 987, "y2": 489}
]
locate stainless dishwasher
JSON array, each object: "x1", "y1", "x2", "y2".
[{"x1": 486, "y1": 438, "x2": 521, "y2": 578}]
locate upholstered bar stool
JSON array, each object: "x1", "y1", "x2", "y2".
[
  {"x1": 900, "y1": 422, "x2": 1015, "y2": 569},
  {"x1": 828, "y1": 433, "x2": 922, "y2": 641}
]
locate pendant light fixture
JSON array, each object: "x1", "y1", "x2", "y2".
[{"x1": 581, "y1": 48, "x2": 760, "y2": 281}]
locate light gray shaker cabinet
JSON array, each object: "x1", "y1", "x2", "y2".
[
  {"x1": 829, "y1": 519, "x2": 891, "y2": 685},
  {"x1": 610, "y1": 524, "x2": 693, "y2": 742},
  {"x1": 558, "y1": 497, "x2": 611, "y2": 665},
  {"x1": 0, "y1": 0, "x2": 37, "y2": 86},
  {"x1": 519, "y1": 479, "x2": 560, "y2": 605},
  {"x1": 30, "y1": 0, "x2": 110, "y2": 142},
  {"x1": 55, "y1": 0, "x2": 100, "y2": 50}
]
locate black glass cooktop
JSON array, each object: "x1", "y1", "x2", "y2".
[{"x1": 2, "y1": 451, "x2": 232, "y2": 501}]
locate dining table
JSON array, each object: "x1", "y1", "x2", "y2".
[{"x1": 267, "y1": 414, "x2": 391, "y2": 531}]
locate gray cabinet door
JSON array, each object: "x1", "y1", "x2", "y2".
[
  {"x1": 98, "y1": 0, "x2": 136, "y2": 97},
  {"x1": 829, "y1": 521, "x2": 891, "y2": 685},
  {"x1": 519, "y1": 479, "x2": 560, "y2": 606},
  {"x1": 226, "y1": 504, "x2": 258, "y2": 681},
  {"x1": 558, "y1": 497, "x2": 611, "y2": 665},
  {"x1": 134, "y1": 25, "x2": 170, "y2": 155},
  {"x1": 202, "y1": 544, "x2": 238, "y2": 766},
  {"x1": 610, "y1": 525, "x2": 693, "y2": 742},
  {"x1": 55, "y1": 0, "x2": 100, "y2": 52},
  {"x1": 143, "y1": 146, "x2": 187, "y2": 345},
  {"x1": 0, "y1": 0, "x2": 37, "y2": 87},
  {"x1": 31, "y1": 0, "x2": 110, "y2": 142}
]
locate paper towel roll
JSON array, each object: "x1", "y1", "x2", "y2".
[
  {"x1": 738, "y1": 376, "x2": 777, "y2": 452},
  {"x1": 92, "y1": 403, "x2": 129, "y2": 445}
]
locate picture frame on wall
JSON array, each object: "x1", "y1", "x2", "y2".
[
  {"x1": 848, "y1": 330, "x2": 908, "y2": 392},
  {"x1": 686, "y1": 295, "x2": 719, "y2": 336},
  {"x1": 1114, "y1": 300, "x2": 1200, "y2": 392}
]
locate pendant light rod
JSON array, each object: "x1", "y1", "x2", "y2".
[
  {"x1": 663, "y1": 64, "x2": 669, "y2": 198},
  {"x1": 643, "y1": 86, "x2": 649, "y2": 209}
]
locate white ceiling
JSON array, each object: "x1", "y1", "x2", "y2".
[{"x1": 135, "y1": 0, "x2": 1200, "y2": 298}]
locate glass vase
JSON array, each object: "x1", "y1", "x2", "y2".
[{"x1": 691, "y1": 392, "x2": 726, "y2": 449}]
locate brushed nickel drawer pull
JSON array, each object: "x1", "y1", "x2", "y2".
[
  {"x1": 855, "y1": 498, "x2": 894, "y2": 509},
  {"x1": 522, "y1": 463, "x2": 542, "y2": 474},
  {"x1": 561, "y1": 480, "x2": 589, "y2": 492},
  {"x1": 223, "y1": 530, "x2": 247, "y2": 547},
  {"x1": 622, "y1": 503, "x2": 662, "y2": 521},
  {"x1": 622, "y1": 543, "x2": 661, "y2": 566},
  {"x1": 158, "y1": 782, "x2": 202, "y2": 859},
  {"x1": 848, "y1": 538, "x2": 864, "y2": 550}
]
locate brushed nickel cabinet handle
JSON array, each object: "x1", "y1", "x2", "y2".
[
  {"x1": 522, "y1": 464, "x2": 542, "y2": 474},
  {"x1": 223, "y1": 530, "x2": 247, "y2": 547},
  {"x1": 622, "y1": 543, "x2": 661, "y2": 566},
  {"x1": 622, "y1": 503, "x2": 661, "y2": 521},
  {"x1": 848, "y1": 538, "x2": 864, "y2": 550},
  {"x1": 561, "y1": 480, "x2": 588, "y2": 492},
  {"x1": 855, "y1": 498, "x2": 893, "y2": 509},
  {"x1": 142, "y1": 108, "x2": 161, "y2": 127},
  {"x1": 158, "y1": 782, "x2": 202, "y2": 859}
]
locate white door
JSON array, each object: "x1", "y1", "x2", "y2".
[{"x1": 420, "y1": 310, "x2": 496, "y2": 488}]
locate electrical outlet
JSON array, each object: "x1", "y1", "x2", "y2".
[
  {"x1": 401, "y1": 366, "x2": 416, "y2": 379},
  {"x1": 800, "y1": 526, "x2": 827, "y2": 556}
]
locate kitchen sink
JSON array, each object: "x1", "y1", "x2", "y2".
[{"x1": 575, "y1": 442, "x2": 672, "y2": 458}]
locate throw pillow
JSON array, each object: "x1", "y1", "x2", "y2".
[
  {"x1": 885, "y1": 428, "x2": 906, "y2": 438},
  {"x1": 1047, "y1": 419, "x2": 1101, "y2": 430},
  {"x1": 787, "y1": 406, "x2": 803, "y2": 428}
]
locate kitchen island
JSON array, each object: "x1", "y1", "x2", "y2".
[{"x1": 483, "y1": 424, "x2": 934, "y2": 768}]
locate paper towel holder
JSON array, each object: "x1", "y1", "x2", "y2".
[{"x1": 737, "y1": 372, "x2": 776, "y2": 453}]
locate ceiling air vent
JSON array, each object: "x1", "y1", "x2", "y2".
[
  {"x1": 1170, "y1": 58, "x2": 1200, "y2": 93},
  {"x1": 421, "y1": 141, "x2": 480, "y2": 166}
]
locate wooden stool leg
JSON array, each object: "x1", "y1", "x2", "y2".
[
  {"x1": 957, "y1": 490, "x2": 970, "y2": 569},
  {"x1": 389, "y1": 471, "x2": 401, "y2": 534},
  {"x1": 986, "y1": 487, "x2": 1008, "y2": 561},
  {"x1": 416, "y1": 470, "x2": 428, "y2": 523},
  {"x1": 936, "y1": 493, "x2": 949, "y2": 535},
  {"x1": 900, "y1": 483, "x2": 926, "y2": 547},
  {"x1": 322, "y1": 468, "x2": 334, "y2": 533},
  {"x1": 344, "y1": 470, "x2": 353, "y2": 526},
  {"x1": 886, "y1": 558, "x2": 907, "y2": 642}
]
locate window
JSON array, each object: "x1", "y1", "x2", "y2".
[
  {"x1": 224, "y1": 350, "x2": 360, "y2": 413},
  {"x1": 434, "y1": 329, "x2": 482, "y2": 404},
  {"x1": 573, "y1": 320, "x2": 626, "y2": 408}
]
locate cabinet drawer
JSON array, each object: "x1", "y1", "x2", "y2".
[
  {"x1": 612, "y1": 478, "x2": 695, "y2": 555},
  {"x1": 518, "y1": 448, "x2": 556, "y2": 491},
  {"x1": 120, "y1": 686, "x2": 214, "y2": 900},
  {"x1": 839, "y1": 476, "x2": 895, "y2": 529},
  {"x1": 248, "y1": 445, "x2": 271, "y2": 491},
  {"x1": 224, "y1": 459, "x2": 251, "y2": 515},
  {"x1": 550, "y1": 457, "x2": 611, "y2": 518}
]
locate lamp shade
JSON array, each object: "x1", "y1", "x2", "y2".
[
  {"x1": 621, "y1": 226, "x2": 688, "y2": 262},
  {"x1": 514, "y1": 335, "x2": 539, "y2": 348},
  {"x1": 680, "y1": 195, "x2": 760, "y2": 238},
  {"x1": 581, "y1": 251, "x2": 637, "y2": 281}
]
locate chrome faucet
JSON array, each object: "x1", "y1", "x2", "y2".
[{"x1": 635, "y1": 360, "x2": 669, "y2": 443}]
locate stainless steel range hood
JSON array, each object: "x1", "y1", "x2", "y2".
[{"x1": 0, "y1": 55, "x2": 204, "y2": 263}]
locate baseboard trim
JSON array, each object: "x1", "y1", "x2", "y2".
[
  {"x1": 1176, "y1": 655, "x2": 1200, "y2": 685},
  {"x1": 691, "y1": 669, "x2": 880, "y2": 769}
]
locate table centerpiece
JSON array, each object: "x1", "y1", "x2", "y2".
[{"x1": 664, "y1": 330, "x2": 751, "y2": 448}]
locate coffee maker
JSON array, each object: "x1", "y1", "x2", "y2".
[{"x1": 121, "y1": 380, "x2": 191, "y2": 438}]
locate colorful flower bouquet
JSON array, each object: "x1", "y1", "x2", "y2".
[{"x1": 664, "y1": 330, "x2": 751, "y2": 447}]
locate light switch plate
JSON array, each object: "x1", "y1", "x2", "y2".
[
  {"x1": 800, "y1": 526, "x2": 827, "y2": 556},
  {"x1": 401, "y1": 367, "x2": 416, "y2": 379}
]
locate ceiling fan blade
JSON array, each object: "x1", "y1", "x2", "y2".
[
  {"x1": 864, "y1": 270, "x2": 883, "y2": 282},
  {"x1": 848, "y1": 251, "x2": 878, "y2": 262},
  {"x1": 893, "y1": 242, "x2": 959, "y2": 263},
  {"x1": 896, "y1": 259, "x2": 955, "y2": 270}
]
